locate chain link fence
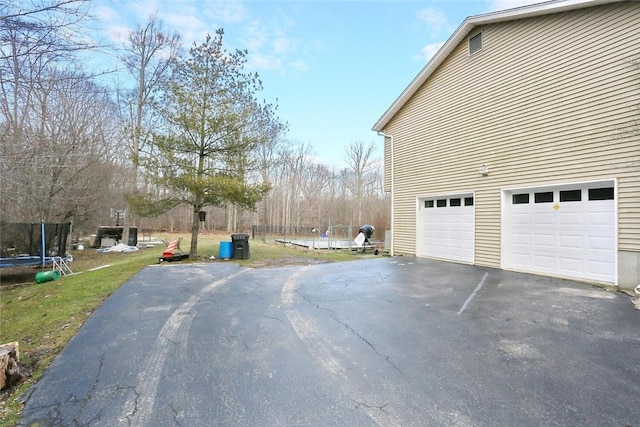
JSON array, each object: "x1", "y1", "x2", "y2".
[{"x1": 252, "y1": 224, "x2": 356, "y2": 250}]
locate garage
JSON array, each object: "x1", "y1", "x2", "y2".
[
  {"x1": 503, "y1": 181, "x2": 616, "y2": 284},
  {"x1": 418, "y1": 194, "x2": 474, "y2": 263}
]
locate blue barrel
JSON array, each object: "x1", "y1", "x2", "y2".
[{"x1": 218, "y1": 241, "x2": 233, "y2": 259}]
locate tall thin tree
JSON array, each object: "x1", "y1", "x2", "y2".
[
  {"x1": 120, "y1": 15, "x2": 181, "y2": 184},
  {"x1": 130, "y1": 30, "x2": 283, "y2": 258},
  {"x1": 345, "y1": 141, "x2": 377, "y2": 226}
]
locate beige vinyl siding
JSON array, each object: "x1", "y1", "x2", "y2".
[
  {"x1": 383, "y1": 2, "x2": 640, "y2": 267},
  {"x1": 620, "y1": 176, "x2": 640, "y2": 250}
]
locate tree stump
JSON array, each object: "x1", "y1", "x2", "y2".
[{"x1": 0, "y1": 342, "x2": 21, "y2": 390}]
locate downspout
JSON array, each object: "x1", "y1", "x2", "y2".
[{"x1": 377, "y1": 131, "x2": 394, "y2": 256}]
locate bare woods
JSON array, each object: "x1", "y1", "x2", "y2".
[{"x1": 0, "y1": 2, "x2": 389, "y2": 242}]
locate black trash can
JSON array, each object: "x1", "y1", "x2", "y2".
[
  {"x1": 127, "y1": 226, "x2": 138, "y2": 247},
  {"x1": 231, "y1": 233, "x2": 250, "y2": 259}
]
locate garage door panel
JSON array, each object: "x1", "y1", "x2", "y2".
[
  {"x1": 587, "y1": 224, "x2": 614, "y2": 237},
  {"x1": 420, "y1": 195, "x2": 474, "y2": 264},
  {"x1": 435, "y1": 244, "x2": 448, "y2": 253},
  {"x1": 534, "y1": 213, "x2": 554, "y2": 225},
  {"x1": 589, "y1": 235, "x2": 614, "y2": 250},
  {"x1": 558, "y1": 234, "x2": 584, "y2": 249},
  {"x1": 588, "y1": 246, "x2": 615, "y2": 260},
  {"x1": 533, "y1": 234, "x2": 555, "y2": 248},
  {"x1": 590, "y1": 259, "x2": 613, "y2": 275},
  {"x1": 558, "y1": 259, "x2": 583, "y2": 275},
  {"x1": 533, "y1": 254, "x2": 555, "y2": 269},
  {"x1": 505, "y1": 183, "x2": 615, "y2": 284},
  {"x1": 558, "y1": 212, "x2": 583, "y2": 225},
  {"x1": 448, "y1": 215, "x2": 462, "y2": 225},
  {"x1": 512, "y1": 212, "x2": 530, "y2": 225},
  {"x1": 512, "y1": 254, "x2": 531, "y2": 266},
  {"x1": 436, "y1": 217, "x2": 448, "y2": 226},
  {"x1": 512, "y1": 232, "x2": 531, "y2": 245},
  {"x1": 589, "y1": 213, "x2": 613, "y2": 225},
  {"x1": 558, "y1": 255, "x2": 582, "y2": 266}
]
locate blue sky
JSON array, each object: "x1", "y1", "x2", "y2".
[{"x1": 92, "y1": 0, "x2": 543, "y2": 166}]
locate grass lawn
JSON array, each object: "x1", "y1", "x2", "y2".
[{"x1": 0, "y1": 233, "x2": 366, "y2": 425}]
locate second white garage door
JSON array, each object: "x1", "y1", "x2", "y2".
[
  {"x1": 504, "y1": 182, "x2": 616, "y2": 284},
  {"x1": 418, "y1": 194, "x2": 474, "y2": 263}
]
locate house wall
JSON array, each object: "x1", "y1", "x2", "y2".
[{"x1": 382, "y1": 2, "x2": 640, "y2": 287}]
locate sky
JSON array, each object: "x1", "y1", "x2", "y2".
[{"x1": 90, "y1": 0, "x2": 545, "y2": 167}]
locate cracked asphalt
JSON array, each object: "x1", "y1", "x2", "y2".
[{"x1": 19, "y1": 257, "x2": 640, "y2": 426}]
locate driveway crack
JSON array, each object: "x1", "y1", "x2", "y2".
[
  {"x1": 354, "y1": 399, "x2": 391, "y2": 415},
  {"x1": 300, "y1": 293, "x2": 403, "y2": 374}
]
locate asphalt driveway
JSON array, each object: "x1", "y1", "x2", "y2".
[{"x1": 19, "y1": 257, "x2": 640, "y2": 426}]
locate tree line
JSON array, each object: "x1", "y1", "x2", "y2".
[{"x1": 0, "y1": 1, "x2": 389, "y2": 257}]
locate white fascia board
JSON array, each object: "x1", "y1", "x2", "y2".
[{"x1": 371, "y1": 0, "x2": 624, "y2": 132}]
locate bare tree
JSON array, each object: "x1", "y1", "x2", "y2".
[
  {"x1": 298, "y1": 163, "x2": 333, "y2": 226},
  {"x1": 0, "y1": 1, "x2": 126, "y2": 231},
  {"x1": 344, "y1": 141, "x2": 378, "y2": 226},
  {"x1": 0, "y1": 0, "x2": 93, "y2": 62},
  {"x1": 120, "y1": 14, "x2": 181, "y2": 184},
  {"x1": 0, "y1": 68, "x2": 125, "y2": 226}
]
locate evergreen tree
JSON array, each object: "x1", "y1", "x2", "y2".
[{"x1": 130, "y1": 29, "x2": 284, "y2": 258}]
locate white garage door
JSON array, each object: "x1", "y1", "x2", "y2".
[
  {"x1": 418, "y1": 194, "x2": 474, "y2": 263},
  {"x1": 505, "y1": 183, "x2": 616, "y2": 284}
]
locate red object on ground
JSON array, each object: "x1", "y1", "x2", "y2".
[
  {"x1": 159, "y1": 238, "x2": 189, "y2": 262},
  {"x1": 162, "y1": 239, "x2": 180, "y2": 258}
]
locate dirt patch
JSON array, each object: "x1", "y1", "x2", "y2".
[{"x1": 0, "y1": 266, "x2": 39, "y2": 287}]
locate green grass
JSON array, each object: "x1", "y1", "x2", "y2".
[
  {"x1": 0, "y1": 234, "x2": 366, "y2": 425},
  {"x1": 0, "y1": 248, "x2": 160, "y2": 425}
]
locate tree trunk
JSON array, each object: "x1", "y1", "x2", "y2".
[{"x1": 189, "y1": 206, "x2": 200, "y2": 259}]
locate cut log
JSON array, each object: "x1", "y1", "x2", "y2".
[{"x1": 0, "y1": 342, "x2": 21, "y2": 390}]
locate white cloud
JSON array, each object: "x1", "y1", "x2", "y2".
[
  {"x1": 417, "y1": 7, "x2": 454, "y2": 35},
  {"x1": 273, "y1": 37, "x2": 292, "y2": 54},
  {"x1": 488, "y1": 0, "x2": 546, "y2": 12},
  {"x1": 239, "y1": 19, "x2": 268, "y2": 52},
  {"x1": 233, "y1": 8, "x2": 312, "y2": 75},
  {"x1": 249, "y1": 53, "x2": 283, "y2": 71},
  {"x1": 213, "y1": 1, "x2": 247, "y2": 23},
  {"x1": 106, "y1": 24, "x2": 133, "y2": 44},
  {"x1": 290, "y1": 61, "x2": 309, "y2": 72},
  {"x1": 415, "y1": 41, "x2": 445, "y2": 63},
  {"x1": 128, "y1": 0, "x2": 161, "y2": 21},
  {"x1": 93, "y1": 0, "x2": 309, "y2": 75},
  {"x1": 162, "y1": 12, "x2": 208, "y2": 45},
  {"x1": 94, "y1": 4, "x2": 120, "y2": 22}
]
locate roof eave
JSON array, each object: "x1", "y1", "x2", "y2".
[{"x1": 372, "y1": 0, "x2": 624, "y2": 133}]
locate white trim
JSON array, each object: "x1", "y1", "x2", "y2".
[
  {"x1": 501, "y1": 178, "x2": 618, "y2": 193},
  {"x1": 613, "y1": 178, "x2": 619, "y2": 287},
  {"x1": 372, "y1": 0, "x2": 624, "y2": 133},
  {"x1": 416, "y1": 190, "x2": 475, "y2": 200},
  {"x1": 379, "y1": 132, "x2": 395, "y2": 256}
]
